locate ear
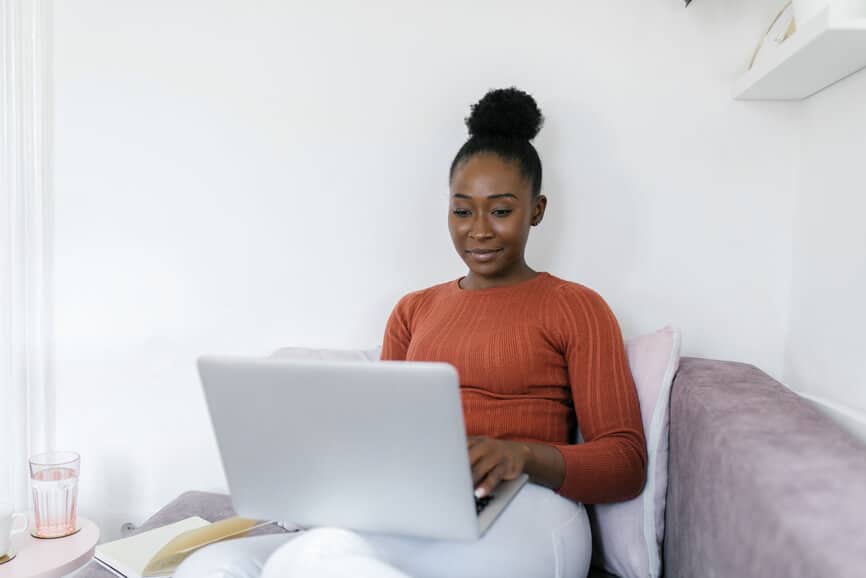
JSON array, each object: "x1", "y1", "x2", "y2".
[{"x1": 531, "y1": 194, "x2": 547, "y2": 226}]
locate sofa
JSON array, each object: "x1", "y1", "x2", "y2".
[{"x1": 79, "y1": 355, "x2": 866, "y2": 578}]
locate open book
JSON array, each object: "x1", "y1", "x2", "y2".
[{"x1": 94, "y1": 516, "x2": 279, "y2": 577}]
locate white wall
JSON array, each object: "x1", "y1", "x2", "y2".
[
  {"x1": 783, "y1": 69, "x2": 866, "y2": 432},
  {"x1": 52, "y1": 0, "x2": 800, "y2": 538}
]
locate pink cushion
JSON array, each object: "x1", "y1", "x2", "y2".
[{"x1": 588, "y1": 326, "x2": 681, "y2": 578}]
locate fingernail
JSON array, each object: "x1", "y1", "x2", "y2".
[{"x1": 474, "y1": 487, "x2": 486, "y2": 499}]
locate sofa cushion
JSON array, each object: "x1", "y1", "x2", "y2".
[
  {"x1": 588, "y1": 326, "x2": 681, "y2": 578},
  {"x1": 270, "y1": 345, "x2": 381, "y2": 362}
]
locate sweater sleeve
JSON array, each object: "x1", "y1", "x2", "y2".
[
  {"x1": 380, "y1": 293, "x2": 415, "y2": 361},
  {"x1": 549, "y1": 284, "x2": 647, "y2": 504}
]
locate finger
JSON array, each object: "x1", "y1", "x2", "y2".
[
  {"x1": 477, "y1": 463, "x2": 507, "y2": 498},
  {"x1": 501, "y1": 466, "x2": 521, "y2": 481},
  {"x1": 467, "y1": 439, "x2": 492, "y2": 467},
  {"x1": 470, "y1": 444, "x2": 500, "y2": 476},
  {"x1": 501, "y1": 445, "x2": 525, "y2": 480},
  {"x1": 471, "y1": 453, "x2": 502, "y2": 486}
]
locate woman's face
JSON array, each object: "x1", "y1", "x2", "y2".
[{"x1": 449, "y1": 154, "x2": 546, "y2": 282}]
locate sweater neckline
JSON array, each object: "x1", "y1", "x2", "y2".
[{"x1": 452, "y1": 272, "x2": 550, "y2": 295}]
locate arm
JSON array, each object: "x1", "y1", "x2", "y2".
[
  {"x1": 550, "y1": 284, "x2": 647, "y2": 503},
  {"x1": 468, "y1": 286, "x2": 646, "y2": 502},
  {"x1": 522, "y1": 441, "x2": 566, "y2": 489},
  {"x1": 380, "y1": 294, "x2": 414, "y2": 361}
]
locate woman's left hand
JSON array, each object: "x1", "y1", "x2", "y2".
[{"x1": 467, "y1": 436, "x2": 530, "y2": 499}]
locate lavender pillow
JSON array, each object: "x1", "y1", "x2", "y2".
[{"x1": 587, "y1": 326, "x2": 681, "y2": 578}]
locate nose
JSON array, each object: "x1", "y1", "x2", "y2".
[{"x1": 468, "y1": 214, "x2": 493, "y2": 241}]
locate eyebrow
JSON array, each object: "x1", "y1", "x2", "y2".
[{"x1": 451, "y1": 193, "x2": 519, "y2": 200}]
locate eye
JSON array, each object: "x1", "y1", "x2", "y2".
[
  {"x1": 492, "y1": 209, "x2": 512, "y2": 217},
  {"x1": 452, "y1": 209, "x2": 470, "y2": 217}
]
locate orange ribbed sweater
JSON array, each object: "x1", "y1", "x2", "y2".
[{"x1": 380, "y1": 272, "x2": 647, "y2": 504}]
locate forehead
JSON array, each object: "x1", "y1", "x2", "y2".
[{"x1": 450, "y1": 154, "x2": 530, "y2": 199}]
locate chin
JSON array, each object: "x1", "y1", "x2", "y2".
[{"x1": 464, "y1": 260, "x2": 508, "y2": 278}]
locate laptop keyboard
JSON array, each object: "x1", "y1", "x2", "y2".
[{"x1": 475, "y1": 494, "x2": 493, "y2": 515}]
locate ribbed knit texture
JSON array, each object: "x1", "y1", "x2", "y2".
[{"x1": 380, "y1": 272, "x2": 647, "y2": 504}]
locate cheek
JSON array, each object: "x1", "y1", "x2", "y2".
[
  {"x1": 492, "y1": 220, "x2": 524, "y2": 241},
  {"x1": 447, "y1": 218, "x2": 462, "y2": 239},
  {"x1": 448, "y1": 214, "x2": 467, "y2": 230}
]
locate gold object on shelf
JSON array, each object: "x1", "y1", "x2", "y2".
[{"x1": 749, "y1": 1, "x2": 798, "y2": 70}]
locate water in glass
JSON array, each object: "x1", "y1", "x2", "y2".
[{"x1": 31, "y1": 466, "x2": 78, "y2": 538}]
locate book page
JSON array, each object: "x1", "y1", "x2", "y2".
[
  {"x1": 95, "y1": 517, "x2": 211, "y2": 578},
  {"x1": 142, "y1": 517, "x2": 263, "y2": 576}
]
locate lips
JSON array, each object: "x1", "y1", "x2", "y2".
[{"x1": 466, "y1": 249, "x2": 503, "y2": 262}]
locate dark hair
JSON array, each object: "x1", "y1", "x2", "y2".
[{"x1": 449, "y1": 87, "x2": 544, "y2": 196}]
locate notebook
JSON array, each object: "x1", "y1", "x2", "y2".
[{"x1": 94, "y1": 516, "x2": 269, "y2": 577}]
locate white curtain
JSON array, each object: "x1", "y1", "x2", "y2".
[{"x1": 0, "y1": 0, "x2": 54, "y2": 511}]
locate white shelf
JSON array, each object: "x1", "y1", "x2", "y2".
[{"x1": 733, "y1": 8, "x2": 866, "y2": 100}]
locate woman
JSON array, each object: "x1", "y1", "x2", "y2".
[{"x1": 177, "y1": 88, "x2": 646, "y2": 578}]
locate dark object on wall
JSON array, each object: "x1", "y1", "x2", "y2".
[{"x1": 685, "y1": 0, "x2": 693, "y2": 5}]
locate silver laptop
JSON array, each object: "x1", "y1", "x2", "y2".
[{"x1": 197, "y1": 355, "x2": 528, "y2": 541}]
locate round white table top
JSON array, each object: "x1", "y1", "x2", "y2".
[{"x1": 0, "y1": 518, "x2": 99, "y2": 578}]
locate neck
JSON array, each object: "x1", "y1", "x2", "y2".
[{"x1": 460, "y1": 264, "x2": 538, "y2": 290}]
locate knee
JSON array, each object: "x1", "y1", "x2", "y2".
[
  {"x1": 267, "y1": 527, "x2": 376, "y2": 560},
  {"x1": 261, "y1": 528, "x2": 382, "y2": 578},
  {"x1": 552, "y1": 507, "x2": 592, "y2": 578},
  {"x1": 175, "y1": 537, "x2": 280, "y2": 578}
]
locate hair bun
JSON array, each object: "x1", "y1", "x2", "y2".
[{"x1": 466, "y1": 87, "x2": 544, "y2": 141}]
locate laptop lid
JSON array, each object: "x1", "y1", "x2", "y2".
[{"x1": 197, "y1": 355, "x2": 484, "y2": 540}]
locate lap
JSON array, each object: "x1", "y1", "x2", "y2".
[
  {"x1": 362, "y1": 483, "x2": 591, "y2": 578},
  {"x1": 175, "y1": 533, "x2": 294, "y2": 578},
  {"x1": 267, "y1": 484, "x2": 591, "y2": 578},
  {"x1": 175, "y1": 484, "x2": 591, "y2": 578}
]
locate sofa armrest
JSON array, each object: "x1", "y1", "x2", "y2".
[{"x1": 664, "y1": 357, "x2": 866, "y2": 578}]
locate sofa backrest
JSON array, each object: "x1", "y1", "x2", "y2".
[
  {"x1": 664, "y1": 357, "x2": 866, "y2": 578},
  {"x1": 270, "y1": 345, "x2": 382, "y2": 362}
]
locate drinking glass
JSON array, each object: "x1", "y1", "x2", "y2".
[{"x1": 29, "y1": 451, "x2": 80, "y2": 538}]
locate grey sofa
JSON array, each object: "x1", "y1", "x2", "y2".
[{"x1": 80, "y1": 357, "x2": 866, "y2": 577}]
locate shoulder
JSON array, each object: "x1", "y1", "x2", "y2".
[
  {"x1": 389, "y1": 279, "x2": 453, "y2": 319},
  {"x1": 540, "y1": 274, "x2": 621, "y2": 338},
  {"x1": 543, "y1": 274, "x2": 611, "y2": 312}
]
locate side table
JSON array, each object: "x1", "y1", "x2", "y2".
[{"x1": 0, "y1": 518, "x2": 99, "y2": 578}]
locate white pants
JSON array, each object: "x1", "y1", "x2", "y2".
[{"x1": 175, "y1": 484, "x2": 591, "y2": 578}]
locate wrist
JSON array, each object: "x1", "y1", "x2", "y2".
[{"x1": 516, "y1": 441, "x2": 566, "y2": 490}]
